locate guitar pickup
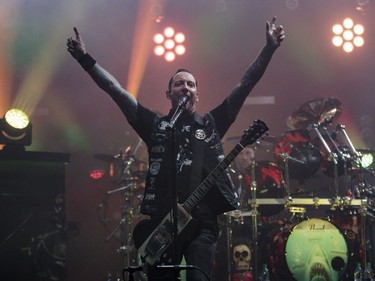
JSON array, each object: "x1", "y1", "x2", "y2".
[{"x1": 145, "y1": 220, "x2": 172, "y2": 258}]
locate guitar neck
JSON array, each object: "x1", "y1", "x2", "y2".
[{"x1": 182, "y1": 143, "x2": 244, "y2": 214}]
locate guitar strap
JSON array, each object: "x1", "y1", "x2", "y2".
[{"x1": 189, "y1": 126, "x2": 205, "y2": 195}]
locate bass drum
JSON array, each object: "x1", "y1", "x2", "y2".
[
  {"x1": 274, "y1": 130, "x2": 321, "y2": 180},
  {"x1": 264, "y1": 218, "x2": 349, "y2": 281}
]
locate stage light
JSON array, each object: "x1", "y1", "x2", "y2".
[
  {"x1": 153, "y1": 27, "x2": 187, "y2": 62},
  {"x1": 331, "y1": 17, "x2": 365, "y2": 53},
  {"x1": 0, "y1": 108, "x2": 32, "y2": 148},
  {"x1": 89, "y1": 169, "x2": 105, "y2": 180},
  {"x1": 360, "y1": 153, "x2": 373, "y2": 168},
  {"x1": 174, "y1": 33, "x2": 185, "y2": 43},
  {"x1": 354, "y1": 151, "x2": 374, "y2": 169}
]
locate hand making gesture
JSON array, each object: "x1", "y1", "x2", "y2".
[
  {"x1": 266, "y1": 16, "x2": 285, "y2": 49},
  {"x1": 67, "y1": 27, "x2": 86, "y2": 60}
]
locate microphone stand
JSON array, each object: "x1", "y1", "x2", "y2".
[
  {"x1": 157, "y1": 101, "x2": 188, "y2": 281},
  {"x1": 152, "y1": 95, "x2": 191, "y2": 280},
  {"x1": 166, "y1": 123, "x2": 181, "y2": 281}
]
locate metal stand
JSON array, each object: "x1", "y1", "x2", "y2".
[
  {"x1": 98, "y1": 140, "x2": 146, "y2": 281},
  {"x1": 249, "y1": 160, "x2": 259, "y2": 281}
]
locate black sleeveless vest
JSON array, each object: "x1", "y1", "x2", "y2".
[{"x1": 140, "y1": 112, "x2": 240, "y2": 217}]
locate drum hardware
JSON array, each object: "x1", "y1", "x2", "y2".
[
  {"x1": 249, "y1": 160, "x2": 260, "y2": 281},
  {"x1": 228, "y1": 210, "x2": 256, "y2": 219},
  {"x1": 287, "y1": 206, "x2": 306, "y2": 223},
  {"x1": 243, "y1": 160, "x2": 285, "y2": 216},
  {"x1": 322, "y1": 124, "x2": 374, "y2": 270},
  {"x1": 255, "y1": 197, "x2": 363, "y2": 208},
  {"x1": 276, "y1": 153, "x2": 291, "y2": 197},
  {"x1": 281, "y1": 97, "x2": 342, "y2": 181},
  {"x1": 336, "y1": 124, "x2": 362, "y2": 159},
  {"x1": 95, "y1": 139, "x2": 147, "y2": 279},
  {"x1": 273, "y1": 130, "x2": 321, "y2": 191},
  {"x1": 310, "y1": 124, "x2": 341, "y2": 198}
]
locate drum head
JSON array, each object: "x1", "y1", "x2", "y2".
[{"x1": 285, "y1": 218, "x2": 348, "y2": 281}]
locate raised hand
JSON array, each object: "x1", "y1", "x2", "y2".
[
  {"x1": 67, "y1": 27, "x2": 86, "y2": 60},
  {"x1": 266, "y1": 16, "x2": 285, "y2": 49}
]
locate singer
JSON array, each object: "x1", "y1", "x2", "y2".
[{"x1": 67, "y1": 16, "x2": 285, "y2": 281}]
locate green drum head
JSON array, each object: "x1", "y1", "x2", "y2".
[{"x1": 285, "y1": 218, "x2": 348, "y2": 281}]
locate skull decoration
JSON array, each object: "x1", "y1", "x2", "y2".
[{"x1": 233, "y1": 244, "x2": 251, "y2": 271}]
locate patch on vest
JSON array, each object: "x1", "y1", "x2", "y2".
[
  {"x1": 145, "y1": 193, "x2": 156, "y2": 200},
  {"x1": 195, "y1": 129, "x2": 206, "y2": 140},
  {"x1": 149, "y1": 161, "x2": 161, "y2": 175},
  {"x1": 158, "y1": 120, "x2": 170, "y2": 131},
  {"x1": 151, "y1": 145, "x2": 165, "y2": 153}
]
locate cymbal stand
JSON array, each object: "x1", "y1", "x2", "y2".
[
  {"x1": 105, "y1": 181, "x2": 138, "y2": 275},
  {"x1": 278, "y1": 153, "x2": 290, "y2": 198},
  {"x1": 118, "y1": 138, "x2": 143, "y2": 184},
  {"x1": 276, "y1": 152, "x2": 305, "y2": 198},
  {"x1": 115, "y1": 138, "x2": 145, "y2": 279},
  {"x1": 311, "y1": 124, "x2": 340, "y2": 200},
  {"x1": 249, "y1": 160, "x2": 259, "y2": 280},
  {"x1": 322, "y1": 125, "x2": 352, "y2": 193},
  {"x1": 335, "y1": 124, "x2": 372, "y2": 268},
  {"x1": 335, "y1": 124, "x2": 363, "y2": 192}
]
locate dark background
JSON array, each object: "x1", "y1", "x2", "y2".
[{"x1": 1, "y1": 1, "x2": 375, "y2": 280}]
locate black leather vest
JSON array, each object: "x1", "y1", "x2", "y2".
[{"x1": 140, "y1": 112, "x2": 240, "y2": 217}]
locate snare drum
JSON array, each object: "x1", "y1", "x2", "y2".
[{"x1": 266, "y1": 218, "x2": 349, "y2": 281}]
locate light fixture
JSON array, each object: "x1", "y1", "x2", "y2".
[
  {"x1": 331, "y1": 18, "x2": 365, "y2": 53},
  {"x1": 0, "y1": 108, "x2": 32, "y2": 150},
  {"x1": 153, "y1": 27, "x2": 186, "y2": 62},
  {"x1": 355, "y1": 149, "x2": 374, "y2": 168}
]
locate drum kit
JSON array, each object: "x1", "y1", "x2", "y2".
[
  {"x1": 95, "y1": 139, "x2": 148, "y2": 281},
  {"x1": 216, "y1": 97, "x2": 375, "y2": 281}
]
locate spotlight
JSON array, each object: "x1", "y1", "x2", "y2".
[
  {"x1": 0, "y1": 108, "x2": 32, "y2": 149},
  {"x1": 331, "y1": 18, "x2": 365, "y2": 53},
  {"x1": 153, "y1": 27, "x2": 186, "y2": 62},
  {"x1": 355, "y1": 149, "x2": 374, "y2": 168}
]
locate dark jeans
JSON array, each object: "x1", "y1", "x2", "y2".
[{"x1": 146, "y1": 227, "x2": 218, "y2": 281}]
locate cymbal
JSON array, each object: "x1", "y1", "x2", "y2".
[{"x1": 288, "y1": 97, "x2": 342, "y2": 129}]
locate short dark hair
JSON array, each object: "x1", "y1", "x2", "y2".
[{"x1": 167, "y1": 68, "x2": 197, "y2": 92}]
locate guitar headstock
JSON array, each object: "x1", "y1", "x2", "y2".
[{"x1": 239, "y1": 119, "x2": 269, "y2": 147}]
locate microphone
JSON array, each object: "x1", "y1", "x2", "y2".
[
  {"x1": 177, "y1": 94, "x2": 190, "y2": 107},
  {"x1": 169, "y1": 94, "x2": 190, "y2": 127}
]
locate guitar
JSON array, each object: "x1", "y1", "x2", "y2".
[{"x1": 132, "y1": 119, "x2": 269, "y2": 265}]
